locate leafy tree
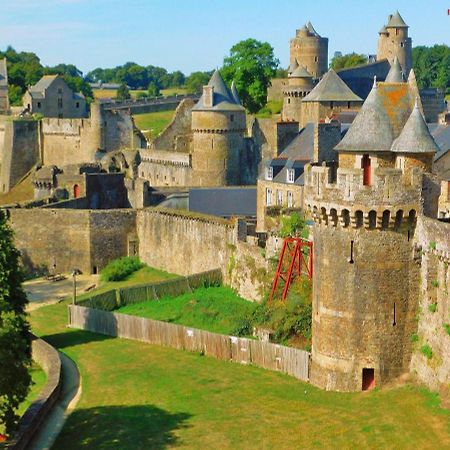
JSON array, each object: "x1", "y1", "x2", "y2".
[
  {"x1": 0, "y1": 211, "x2": 31, "y2": 436},
  {"x1": 221, "y1": 39, "x2": 279, "y2": 113},
  {"x1": 147, "y1": 82, "x2": 160, "y2": 97},
  {"x1": 185, "y1": 71, "x2": 211, "y2": 94},
  {"x1": 412, "y1": 45, "x2": 450, "y2": 92},
  {"x1": 330, "y1": 52, "x2": 367, "y2": 70},
  {"x1": 116, "y1": 83, "x2": 131, "y2": 100}
]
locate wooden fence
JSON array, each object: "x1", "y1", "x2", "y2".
[{"x1": 68, "y1": 305, "x2": 310, "y2": 382}]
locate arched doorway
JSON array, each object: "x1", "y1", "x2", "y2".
[{"x1": 73, "y1": 184, "x2": 80, "y2": 198}]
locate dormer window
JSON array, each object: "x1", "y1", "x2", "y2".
[
  {"x1": 287, "y1": 169, "x2": 295, "y2": 183},
  {"x1": 266, "y1": 166, "x2": 273, "y2": 180}
]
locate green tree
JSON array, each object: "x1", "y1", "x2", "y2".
[
  {"x1": 330, "y1": 52, "x2": 367, "y2": 70},
  {"x1": 116, "y1": 83, "x2": 131, "y2": 101},
  {"x1": 185, "y1": 71, "x2": 211, "y2": 94},
  {"x1": 413, "y1": 45, "x2": 450, "y2": 92},
  {"x1": 221, "y1": 38, "x2": 279, "y2": 113},
  {"x1": 147, "y1": 82, "x2": 160, "y2": 97},
  {"x1": 0, "y1": 211, "x2": 31, "y2": 436}
]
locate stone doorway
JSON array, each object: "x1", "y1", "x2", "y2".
[{"x1": 362, "y1": 368, "x2": 375, "y2": 391}]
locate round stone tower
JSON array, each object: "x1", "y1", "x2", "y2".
[
  {"x1": 304, "y1": 79, "x2": 438, "y2": 392},
  {"x1": 377, "y1": 11, "x2": 412, "y2": 76},
  {"x1": 191, "y1": 71, "x2": 246, "y2": 186},
  {"x1": 290, "y1": 22, "x2": 328, "y2": 79},
  {"x1": 282, "y1": 61, "x2": 315, "y2": 122}
]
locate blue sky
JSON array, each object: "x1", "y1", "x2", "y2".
[{"x1": 1, "y1": 0, "x2": 449, "y2": 75}]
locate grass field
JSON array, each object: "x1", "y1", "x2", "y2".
[
  {"x1": 255, "y1": 100, "x2": 283, "y2": 118},
  {"x1": 76, "y1": 266, "x2": 177, "y2": 303},
  {"x1": 117, "y1": 286, "x2": 255, "y2": 335},
  {"x1": 29, "y1": 298, "x2": 450, "y2": 450},
  {"x1": 160, "y1": 87, "x2": 188, "y2": 96},
  {"x1": 0, "y1": 174, "x2": 34, "y2": 206},
  {"x1": 92, "y1": 87, "x2": 188, "y2": 100},
  {"x1": 0, "y1": 363, "x2": 47, "y2": 435},
  {"x1": 132, "y1": 110, "x2": 176, "y2": 140}
]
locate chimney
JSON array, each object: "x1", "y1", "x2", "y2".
[{"x1": 203, "y1": 86, "x2": 214, "y2": 108}]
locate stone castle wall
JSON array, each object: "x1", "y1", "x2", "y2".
[
  {"x1": 410, "y1": 216, "x2": 450, "y2": 398},
  {"x1": 0, "y1": 119, "x2": 40, "y2": 192},
  {"x1": 377, "y1": 27, "x2": 412, "y2": 75}
]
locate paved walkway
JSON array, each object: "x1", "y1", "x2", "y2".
[
  {"x1": 25, "y1": 274, "x2": 99, "y2": 311},
  {"x1": 28, "y1": 353, "x2": 81, "y2": 450}
]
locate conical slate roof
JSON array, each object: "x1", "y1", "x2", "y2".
[
  {"x1": 192, "y1": 70, "x2": 244, "y2": 111},
  {"x1": 335, "y1": 78, "x2": 394, "y2": 152},
  {"x1": 379, "y1": 25, "x2": 388, "y2": 34},
  {"x1": 306, "y1": 21, "x2": 319, "y2": 36},
  {"x1": 385, "y1": 57, "x2": 404, "y2": 83},
  {"x1": 290, "y1": 64, "x2": 313, "y2": 79},
  {"x1": 302, "y1": 69, "x2": 362, "y2": 102},
  {"x1": 288, "y1": 58, "x2": 299, "y2": 74},
  {"x1": 391, "y1": 100, "x2": 439, "y2": 154},
  {"x1": 386, "y1": 11, "x2": 408, "y2": 28},
  {"x1": 230, "y1": 81, "x2": 241, "y2": 105}
]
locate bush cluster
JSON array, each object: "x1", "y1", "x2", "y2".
[
  {"x1": 100, "y1": 256, "x2": 144, "y2": 282},
  {"x1": 420, "y1": 344, "x2": 433, "y2": 360}
]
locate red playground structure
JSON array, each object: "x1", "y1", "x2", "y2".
[{"x1": 268, "y1": 237, "x2": 313, "y2": 303}]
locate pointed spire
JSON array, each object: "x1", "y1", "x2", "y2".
[
  {"x1": 385, "y1": 57, "x2": 404, "y2": 83},
  {"x1": 386, "y1": 10, "x2": 408, "y2": 28},
  {"x1": 306, "y1": 21, "x2": 319, "y2": 36},
  {"x1": 230, "y1": 81, "x2": 241, "y2": 105},
  {"x1": 391, "y1": 97, "x2": 439, "y2": 154},
  {"x1": 288, "y1": 58, "x2": 299, "y2": 75},
  {"x1": 335, "y1": 80, "x2": 393, "y2": 152},
  {"x1": 290, "y1": 64, "x2": 313, "y2": 79}
]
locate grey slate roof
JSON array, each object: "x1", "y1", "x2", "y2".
[
  {"x1": 385, "y1": 57, "x2": 404, "y2": 83},
  {"x1": 302, "y1": 69, "x2": 362, "y2": 102},
  {"x1": 288, "y1": 58, "x2": 299, "y2": 74},
  {"x1": 29, "y1": 75, "x2": 58, "y2": 93},
  {"x1": 192, "y1": 70, "x2": 244, "y2": 112},
  {"x1": 386, "y1": 11, "x2": 408, "y2": 28},
  {"x1": 307, "y1": 21, "x2": 319, "y2": 37},
  {"x1": 391, "y1": 101, "x2": 440, "y2": 154},
  {"x1": 290, "y1": 64, "x2": 313, "y2": 79},
  {"x1": 231, "y1": 81, "x2": 241, "y2": 104},
  {"x1": 430, "y1": 124, "x2": 450, "y2": 162},
  {"x1": 278, "y1": 123, "x2": 314, "y2": 160},
  {"x1": 335, "y1": 79, "x2": 394, "y2": 152},
  {"x1": 379, "y1": 25, "x2": 388, "y2": 34},
  {"x1": 0, "y1": 59, "x2": 8, "y2": 87}
]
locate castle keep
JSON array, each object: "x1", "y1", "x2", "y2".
[{"x1": 304, "y1": 74, "x2": 442, "y2": 391}]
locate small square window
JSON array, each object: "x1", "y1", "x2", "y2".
[
  {"x1": 266, "y1": 166, "x2": 273, "y2": 180},
  {"x1": 76, "y1": 102, "x2": 80, "y2": 108},
  {"x1": 37, "y1": 102, "x2": 41, "y2": 108}
]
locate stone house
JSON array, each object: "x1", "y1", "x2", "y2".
[{"x1": 23, "y1": 75, "x2": 87, "y2": 118}]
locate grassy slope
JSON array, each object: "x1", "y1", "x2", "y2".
[
  {"x1": 93, "y1": 87, "x2": 188, "y2": 100},
  {"x1": 255, "y1": 100, "x2": 283, "y2": 118},
  {"x1": 0, "y1": 174, "x2": 34, "y2": 206},
  {"x1": 117, "y1": 286, "x2": 256, "y2": 335},
  {"x1": 160, "y1": 87, "x2": 188, "y2": 96},
  {"x1": 0, "y1": 363, "x2": 47, "y2": 435},
  {"x1": 76, "y1": 266, "x2": 177, "y2": 302},
  {"x1": 132, "y1": 110, "x2": 176, "y2": 140},
  {"x1": 29, "y1": 300, "x2": 450, "y2": 450}
]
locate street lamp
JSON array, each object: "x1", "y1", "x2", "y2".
[{"x1": 72, "y1": 269, "x2": 80, "y2": 305}]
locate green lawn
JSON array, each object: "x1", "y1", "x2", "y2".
[
  {"x1": 255, "y1": 100, "x2": 283, "y2": 118},
  {"x1": 117, "y1": 286, "x2": 256, "y2": 335},
  {"x1": 29, "y1": 299, "x2": 450, "y2": 450},
  {"x1": 76, "y1": 266, "x2": 177, "y2": 303},
  {"x1": 0, "y1": 363, "x2": 47, "y2": 435},
  {"x1": 161, "y1": 87, "x2": 188, "y2": 96},
  {"x1": 132, "y1": 110, "x2": 176, "y2": 140}
]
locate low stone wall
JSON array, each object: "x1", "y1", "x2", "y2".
[
  {"x1": 410, "y1": 216, "x2": 450, "y2": 401},
  {"x1": 68, "y1": 304, "x2": 310, "y2": 381},
  {"x1": 5, "y1": 337, "x2": 62, "y2": 450}
]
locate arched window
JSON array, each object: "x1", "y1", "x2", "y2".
[
  {"x1": 395, "y1": 210, "x2": 403, "y2": 230},
  {"x1": 382, "y1": 210, "x2": 390, "y2": 230},
  {"x1": 330, "y1": 209, "x2": 338, "y2": 227},
  {"x1": 368, "y1": 210, "x2": 377, "y2": 229},
  {"x1": 355, "y1": 210, "x2": 364, "y2": 228}
]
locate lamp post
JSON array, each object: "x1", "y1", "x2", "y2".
[{"x1": 72, "y1": 269, "x2": 79, "y2": 305}]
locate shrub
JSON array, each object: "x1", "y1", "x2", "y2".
[
  {"x1": 279, "y1": 212, "x2": 308, "y2": 239},
  {"x1": 444, "y1": 324, "x2": 450, "y2": 336},
  {"x1": 428, "y1": 303, "x2": 437, "y2": 313},
  {"x1": 420, "y1": 344, "x2": 433, "y2": 360},
  {"x1": 431, "y1": 280, "x2": 439, "y2": 288},
  {"x1": 101, "y1": 256, "x2": 144, "y2": 282},
  {"x1": 410, "y1": 333, "x2": 419, "y2": 343},
  {"x1": 429, "y1": 241, "x2": 437, "y2": 250}
]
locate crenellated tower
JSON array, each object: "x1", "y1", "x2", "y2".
[
  {"x1": 377, "y1": 11, "x2": 412, "y2": 76},
  {"x1": 304, "y1": 76, "x2": 439, "y2": 392},
  {"x1": 191, "y1": 70, "x2": 246, "y2": 186}
]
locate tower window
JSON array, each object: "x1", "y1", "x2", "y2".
[
  {"x1": 401, "y1": 42, "x2": 404, "y2": 47},
  {"x1": 330, "y1": 101, "x2": 334, "y2": 109},
  {"x1": 37, "y1": 102, "x2": 41, "y2": 108},
  {"x1": 396, "y1": 28, "x2": 399, "y2": 35},
  {"x1": 76, "y1": 102, "x2": 80, "y2": 108},
  {"x1": 362, "y1": 154, "x2": 372, "y2": 186},
  {"x1": 314, "y1": 56, "x2": 318, "y2": 62},
  {"x1": 349, "y1": 240, "x2": 354, "y2": 264},
  {"x1": 230, "y1": 114, "x2": 234, "y2": 122},
  {"x1": 393, "y1": 302, "x2": 397, "y2": 326},
  {"x1": 288, "y1": 98, "x2": 291, "y2": 104},
  {"x1": 347, "y1": 101, "x2": 351, "y2": 109},
  {"x1": 266, "y1": 166, "x2": 273, "y2": 180}
]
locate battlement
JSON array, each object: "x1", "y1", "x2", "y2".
[
  {"x1": 304, "y1": 163, "x2": 423, "y2": 230},
  {"x1": 41, "y1": 117, "x2": 91, "y2": 135},
  {"x1": 140, "y1": 150, "x2": 191, "y2": 168}
]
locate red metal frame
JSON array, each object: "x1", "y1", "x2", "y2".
[{"x1": 268, "y1": 237, "x2": 313, "y2": 303}]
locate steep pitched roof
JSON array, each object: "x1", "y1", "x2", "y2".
[
  {"x1": 0, "y1": 59, "x2": 8, "y2": 87},
  {"x1": 302, "y1": 69, "x2": 362, "y2": 102},
  {"x1": 306, "y1": 21, "x2": 320, "y2": 37},
  {"x1": 386, "y1": 11, "x2": 408, "y2": 28},
  {"x1": 288, "y1": 58, "x2": 299, "y2": 74},
  {"x1": 335, "y1": 79, "x2": 393, "y2": 152},
  {"x1": 29, "y1": 75, "x2": 59, "y2": 93},
  {"x1": 230, "y1": 81, "x2": 241, "y2": 104},
  {"x1": 391, "y1": 100, "x2": 440, "y2": 154},
  {"x1": 290, "y1": 64, "x2": 313, "y2": 79},
  {"x1": 192, "y1": 70, "x2": 244, "y2": 111},
  {"x1": 385, "y1": 57, "x2": 404, "y2": 83}
]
